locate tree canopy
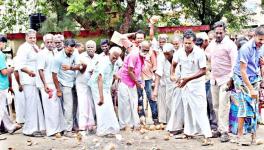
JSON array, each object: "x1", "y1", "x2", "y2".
[{"x1": 0, "y1": 0, "x2": 254, "y2": 34}]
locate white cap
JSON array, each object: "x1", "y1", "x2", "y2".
[
  {"x1": 162, "y1": 43, "x2": 174, "y2": 52},
  {"x1": 197, "y1": 32, "x2": 209, "y2": 40}
]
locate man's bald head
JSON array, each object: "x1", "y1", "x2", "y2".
[{"x1": 109, "y1": 46, "x2": 122, "y2": 64}]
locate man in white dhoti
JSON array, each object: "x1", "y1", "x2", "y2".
[
  {"x1": 161, "y1": 43, "x2": 184, "y2": 135},
  {"x1": 170, "y1": 30, "x2": 212, "y2": 146},
  {"x1": 0, "y1": 36, "x2": 21, "y2": 140},
  {"x1": 37, "y1": 34, "x2": 66, "y2": 137},
  {"x1": 52, "y1": 39, "x2": 81, "y2": 137},
  {"x1": 117, "y1": 41, "x2": 148, "y2": 130},
  {"x1": 152, "y1": 35, "x2": 174, "y2": 125},
  {"x1": 76, "y1": 40, "x2": 98, "y2": 134},
  {"x1": 89, "y1": 47, "x2": 122, "y2": 136},
  {"x1": 16, "y1": 29, "x2": 46, "y2": 137}
]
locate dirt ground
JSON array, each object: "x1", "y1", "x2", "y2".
[{"x1": 1, "y1": 125, "x2": 264, "y2": 150}]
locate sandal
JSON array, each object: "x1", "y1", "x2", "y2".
[
  {"x1": 174, "y1": 134, "x2": 193, "y2": 139},
  {"x1": 0, "y1": 136, "x2": 7, "y2": 140},
  {"x1": 9, "y1": 125, "x2": 22, "y2": 134},
  {"x1": 237, "y1": 136, "x2": 251, "y2": 146},
  {"x1": 201, "y1": 138, "x2": 213, "y2": 146}
]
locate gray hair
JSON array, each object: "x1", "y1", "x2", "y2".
[
  {"x1": 54, "y1": 34, "x2": 64, "y2": 41},
  {"x1": 255, "y1": 26, "x2": 264, "y2": 36},
  {"x1": 141, "y1": 40, "x2": 150, "y2": 47},
  {"x1": 158, "y1": 34, "x2": 168, "y2": 41},
  {"x1": 43, "y1": 34, "x2": 53, "y2": 42},
  {"x1": 171, "y1": 35, "x2": 183, "y2": 43},
  {"x1": 26, "y1": 29, "x2": 36, "y2": 37},
  {"x1": 109, "y1": 46, "x2": 122, "y2": 55},
  {"x1": 85, "y1": 40, "x2": 96, "y2": 48}
]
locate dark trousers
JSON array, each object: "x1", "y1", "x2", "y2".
[
  {"x1": 206, "y1": 80, "x2": 218, "y2": 130},
  {"x1": 137, "y1": 79, "x2": 158, "y2": 120}
]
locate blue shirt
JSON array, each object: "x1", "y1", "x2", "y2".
[
  {"x1": 234, "y1": 39, "x2": 264, "y2": 77},
  {"x1": 0, "y1": 51, "x2": 9, "y2": 90},
  {"x1": 52, "y1": 49, "x2": 79, "y2": 87}
]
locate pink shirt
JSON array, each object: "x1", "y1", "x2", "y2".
[
  {"x1": 142, "y1": 50, "x2": 157, "y2": 80},
  {"x1": 118, "y1": 51, "x2": 144, "y2": 88},
  {"x1": 206, "y1": 36, "x2": 237, "y2": 85}
]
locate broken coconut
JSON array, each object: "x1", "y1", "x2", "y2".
[
  {"x1": 103, "y1": 143, "x2": 117, "y2": 150},
  {"x1": 155, "y1": 125, "x2": 161, "y2": 130},
  {"x1": 163, "y1": 135, "x2": 170, "y2": 141},
  {"x1": 256, "y1": 139, "x2": 264, "y2": 145},
  {"x1": 149, "y1": 125, "x2": 156, "y2": 131},
  {"x1": 92, "y1": 138, "x2": 99, "y2": 143}
]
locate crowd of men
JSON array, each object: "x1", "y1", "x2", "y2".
[{"x1": 1, "y1": 20, "x2": 264, "y2": 146}]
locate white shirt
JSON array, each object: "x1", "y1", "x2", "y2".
[
  {"x1": 16, "y1": 42, "x2": 39, "y2": 86},
  {"x1": 173, "y1": 45, "x2": 206, "y2": 89},
  {"x1": 155, "y1": 52, "x2": 172, "y2": 86},
  {"x1": 37, "y1": 48, "x2": 58, "y2": 88},
  {"x1": 76, "y1": 52, "x2": 99, "y2": 84},
  {"x1": 99, "y1": 52, "x2": 123, "y2": 68}
]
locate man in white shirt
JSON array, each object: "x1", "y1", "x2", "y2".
[
  {"x1": 171, "y1": 30, "x2": 212, "y2": 146},
  {"x1": 38, "y1": 34, "x2": 66, "y2": 136},
  {"x1": 16, "y1": 29, "x2": 45, "y2": 136},
  {"x1": 76, "y1": 40, "x2": 98, "y2": 134}
]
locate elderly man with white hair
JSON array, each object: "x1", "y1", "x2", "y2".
[
  {"x1": 152, "y1": 36, "x2": 175, "y2": 125},
  {"x1": 54, "y1": 34, "x2": 64, "y2": 52},
  {"x1": 161, "y1": 43, "x2": 184, "y2": 135},
  {"x1": 37, "y1": 34, "x2": 66, "y2": 137},
  {"x1": 89, "y1": 47, "x2": 122, "y2": 136},
  {"x1": 16, "y1": 29, "x2": 46, "y2": 136},
  {"x1": 76, "y1": 40, "x2": 98, "y2": 134}
]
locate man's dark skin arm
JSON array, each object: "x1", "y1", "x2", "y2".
[
  {"x1": 128, "y1": 67, "x2": 142, "y2": 89},
  {"x1": 21, "y1": 67, "x2": 35, "y2": 77},
  {"x1": 8, "y1": 72, "x2": 14, "y2": 94},
  {"x1": 14, "y1": 70, "x2": 23, "y2": 91},
  {"x1": 97, "y1": 74, "x2": 104, "y2": 106},
  {"x1": 39, "y1": 69, "x2": 49, "y2": 93},
  {"x1": 52, "y1": 72, "x2": 62, "y2": 97}
]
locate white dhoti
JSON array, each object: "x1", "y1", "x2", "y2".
[
  {"x1": 91, "y1": 88, "x2": 120, "y2": 136},
  {"x1": 14, "y1": 89, "x2": 25, "y2": 124},
  {"x1": 166, "y1": 87, "x2": 184, "y2": 131},
  {"x1": 182, "y1": 84, "x2": 212, "y2": 138},
  {"x1": 22, "y1": 85, "x2": 45, "y2": 135},
  {"x1": 76, "y1": 83, "x2": 95, "y2": 130},
  {"x1": 118, "y1": 82, "x2": 140, "y2": 129},
  {"x1": 41, "y1": 84, "x2": 66, "y2": 136},
  {"x1": 157, "y1": 83, "x2": 174, "y2": 124},
  {"x1": 0, "y1": 90, "x2": 16, "y2": 131}
]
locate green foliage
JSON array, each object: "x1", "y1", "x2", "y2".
[
  {"x1": 66, "y1": 0, "x2": 124, "y2": 30},
  {"x1": 0, "y1": 0, "x2": 256, "y2": 33},
  {"x1": 39, "y1": 15, "x2": 80, "y2": 34},
  {"x1": 171, "y1": 0, "x2": 249, "y2": 30},
  {"x1": 0, "y1": 0, "x2": 29, "y2": 33}
]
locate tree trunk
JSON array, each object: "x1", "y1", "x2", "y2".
[{"x1": 119, "y1": 0, "x2": 136, "y2": 34}]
